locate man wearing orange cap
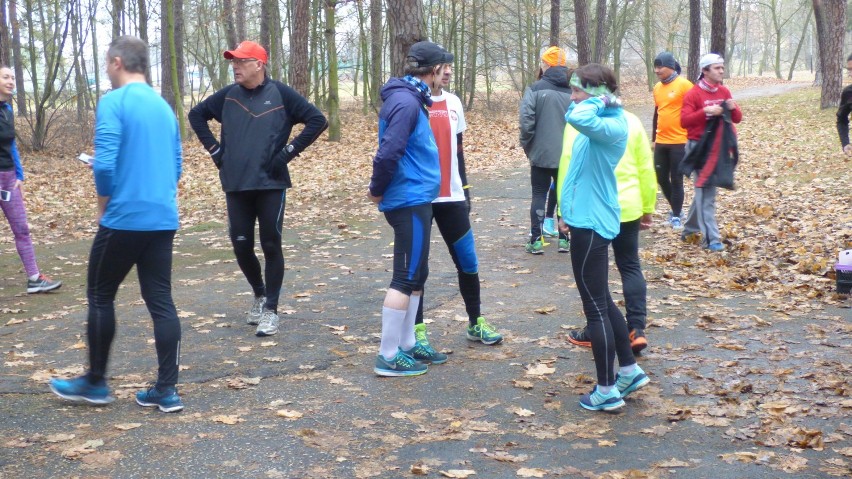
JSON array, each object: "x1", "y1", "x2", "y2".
[
  {"x1": 519, "y1": 46, "x2": 572, "y2": 255},
  {"x1": 188, "y1": 41, "x2": 327, "y2": 337}
]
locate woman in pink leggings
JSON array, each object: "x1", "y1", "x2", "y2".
[{"x1": 0, "y1": 66, "x2": 60, "y2": 293}]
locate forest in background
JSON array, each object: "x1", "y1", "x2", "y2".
[{"x1": 0, "y1": 0, "x2": 844, "y2": 150}]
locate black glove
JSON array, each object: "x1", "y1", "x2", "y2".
[
  {"x1": 266, "y1": 148, "x2": 293, "y2": 180},
  {"x1": 210, "y1": 143, "x2": 223, "y2": 169},
  {"x1": 464, "y1": 189, "x2": 471, "y2": 215}
]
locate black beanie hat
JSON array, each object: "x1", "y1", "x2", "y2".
[{"x1": 654, "y1": 52, "x2": 678, "y2": 70}]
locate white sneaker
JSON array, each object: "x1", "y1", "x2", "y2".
[
  {"x1": 246, "y1": 296, "x2": 265, "y2": 325},
  {"x1": 255, "y1": 309, "x2": 279, "y2": 336}
]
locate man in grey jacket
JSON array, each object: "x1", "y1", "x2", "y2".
[{"x1": 519, "y1": 46, "x2": 573, "y2": 254}]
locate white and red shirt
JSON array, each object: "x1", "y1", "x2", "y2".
[{"x1": 428, "y1": 91, "x2": 467, "y2": 203}]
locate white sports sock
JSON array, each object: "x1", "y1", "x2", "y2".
[
  {"x1": 598, "y1": 385, "x2": 614, "y2": 395},
  {"x1": 399, "y1": 295, "x2": 420, "y2": 350},
  {"x1": 29, "y1": 273, "x2": 40, "y2": 281},
  {"x1": 379, "y1": 307, "x2": 407, "y2": 360},
  {"x1": 619, "y1": 364, "x2": 637, "y2": 376}
]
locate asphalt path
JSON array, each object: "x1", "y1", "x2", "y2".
[{"x1": 1, "y1": 81, "x2": 848, "y2": 479}]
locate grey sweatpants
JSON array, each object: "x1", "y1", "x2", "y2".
[{"x1": 682, "y1": 140, "x2": 720, "y2": 247}]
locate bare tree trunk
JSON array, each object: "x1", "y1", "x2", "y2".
[
  {"x1": 574, "y1": 0, "x2": 591, "y2": 65},
  {"x1": 325, "y1": 0, "x2": 340, "y2": 141},
  {"x1": 222, "y1": 0, "x2": 237, "y2": 48},
  {"x1": 642, "y1": 0, "x2": 654, "y2": 90},
  {"x1": 465, "y1": 0, "x2": 479, "y2": 110},
  {"x1": 813, "y1": 0, "x2": 845, "y2": 108},
  {"x1": 370, "y1": 0, "x2": 382, "y2": 106},
  {"x1": 592, "y1": 0, "x2": 607, "y2": 63},
  {"x1": 70, "y1": 0, "x2": 85, "y2": 120},
  {"x1": 111, "y1": 0, "x2": 123, "y2": 37},
  {"x1": 260, "y1": 0, "x2": 272, "y2": 60},
  {"x1": 387, "y1": 0, "x2": 424, "y2": 77},
  {"x1": 550, "y1": 0, "x2": 560, "y2": 46},
  {"x1": 235, "y1": 0, "x2": 246, "y2": 42},
  {"x1": 0, "y1": 0, "x2": 10, "y2": 66},
  {"x1": 90, "y1": 0, "x2": 101, "y2": 104},
  {"x1": 166, "y1": 0, "x2": 185, "y2": 135},
  {"x1": 9, "y1": 0, "x2": 25, "y2": 115},
  {"x1": 789, "y1": 5, "x2": 813, "y2": 81},
  {"x1": 137, "y1": 0, "x2": 150, "y2": 84},
  {"x1": 710, "y1": 0, "x2": 725, "y2": 55},
  {"x1": 687, "y1": 0, "x2": 700, "y2": 82},
  {"x1": 290, "y1": 0, "x2": 309, "y2": 95}
]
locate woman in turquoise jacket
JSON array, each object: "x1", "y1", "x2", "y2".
[{"x1": 559, "y1": 64, "x2": 650, "y2": 412}]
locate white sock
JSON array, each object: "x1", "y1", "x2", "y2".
[
  {"x1": 29, "y1": 273, "x2": 40, "y2": 281},
  {"x1": 619, "y1": 364, "x2": 637, "y2": 376},
  {"x1": 399, "y1": 295, "x2": 420, "y2": 351},
  {"x1": 379, "y1": 307, "x2": 407, "y2": 360},
  {"x1": 598, "y1": 385, "x2": 614, "y2": 395}
]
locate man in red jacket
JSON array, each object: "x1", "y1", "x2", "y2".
[{"x1": 679, "y1": 53, "x2": 742, "y2": 252}]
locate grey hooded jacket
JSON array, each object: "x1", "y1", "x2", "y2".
[{"x1": 519, "y1": 66, "x2": 573, "y2": 169}]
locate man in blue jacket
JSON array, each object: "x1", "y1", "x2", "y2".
[
  {"x1": 188, "y1": 41, "x2": 327, "y2": 337},
  {"x1": 49, "y1": 36, "x2": 185, "y2": 412},
  {"x1": 368, "y1": 41, "x2": 447, "y2": 377}
]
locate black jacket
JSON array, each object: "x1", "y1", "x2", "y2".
[
  {"x1": 680, "y1": 108, "x2": 739, "y2": 190},
  {"x1": 188, "y1": 77, "x2": 327, "y2": 192}
]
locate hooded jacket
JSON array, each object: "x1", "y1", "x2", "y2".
[
  {"x1": 559, "y1": 97, "x2": 628, "y2": 240},
  {"x1": 369, "y1": 77, "x2": 440, "y2": 212},
  {"x1": 557, "y1": 110, "x2": 656, "y2": 224},
  {"x1": 519, "y1": 66, "x2": 573, "y2": 168}
]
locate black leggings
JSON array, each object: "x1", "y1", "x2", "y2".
[
  {"x1": 86, "y1": 227, "x2": 181, "y2": 388},
  {"x1": 654, "y1": 143, "x2": 686, "y2": 217},
  {"x1": 569, "y1": 226, "x2": 635, "y2": 386},
  {"x1": 530, "y1": 166, "x2": 567, "y2": 240},
  {"x1": 384, "y1": 203, "x2": 432, "y2": 295},
  {"x1": 226, "y1": 189, "x2": 286, "y2": 311},
  {"x1": 416, "y1": 200, "x2": 481, "y2": 327}
]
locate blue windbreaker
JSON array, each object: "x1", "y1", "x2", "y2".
[
  {"x1": 560, "y1": 97, "x2": 628, "y2": 240},
  {"x1": 369, "y1": 77, "x2": 440, "y2": 212}
]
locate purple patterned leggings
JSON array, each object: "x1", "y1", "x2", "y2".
[{"x1": 0, "y1": 170, "x2": 39, "y2": 277}]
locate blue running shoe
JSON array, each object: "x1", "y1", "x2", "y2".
[
  {"x1": 136, "y1": 386, "x2": 184, "y2": 413},
  {"x1": 542, "y1": 218, "x2": 557, "y2": 237},
  {"x1": 406, "y1": 323, "x2": 448, "y2": 364},
  {"x1": 706, "y1": 241, "x2": 725, "y2": 252},
  {"x1": 580, "y1": 386, "x2": 624, "y2": 412},
  {"x1": 49, "y1": 376, "x2": 114, "y2": 405},
  {"x1": 616, "y1": 365, "x2": 650, "y2": 398},
  {"x1": 374, "y1": 348, "x2": 428, "y2": 377}
]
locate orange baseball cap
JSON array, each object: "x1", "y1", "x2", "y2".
[
  {"x1": 224, "y1": 41, "x2": 268, "y2": 64},
  {"x1": 541, "y1": 46, "x2": 567, "y2": 67}
]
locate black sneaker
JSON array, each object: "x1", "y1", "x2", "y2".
[
  {"x1": 567, "y1": 328, "x2": 591, "y2": 348},
  {"x1": 629, "y1": 328, "x2": 648, "y2": 354},
  {"x1": 27, "y1": 274, "x2": 62, "y2": 293}
]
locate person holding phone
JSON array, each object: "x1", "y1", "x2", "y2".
[{"x1": 0, "y1": 65, "x2": 61, "y2": 293}]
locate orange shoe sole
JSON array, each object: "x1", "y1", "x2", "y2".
[
  {"x1": 567, "y1": 336, "x2": 591, "y2": 348},
  {"x1": 629, "y1": 332, "x2": 647, "y2": 354}
]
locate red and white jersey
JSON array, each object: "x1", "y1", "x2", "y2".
[{"x1": 428, "y1": 90, "x2": 467, "y2": 203}]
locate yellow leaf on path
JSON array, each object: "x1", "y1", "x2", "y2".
[
  {"x1": 276, "y1": 410, "x2": 303, "y2": 420},
  {"x1": 410, "y1": 464, "x2": 431, "y2": 475},
  {"x1": 212, "y1": 415, "x2": 244, "y2": 425},
  {"x1": 598, "y1": 440, "x2": 617, "y2": 447},
  {"x1": 513, "y1": 380, "x2": 534, "y2": 390},
  {"x1": 45, "y1": 433, "x2": 76, "y2": 443},
  {"x1": 656, "y1": 458, "x2": 690, "y2": 468},
  {"x1": 509, "y1": 407, "x2": 535, "y2": 417},
  {"x1": 533, "y1": 306, "x2": 556, "y2": 314},
  {"x1": 237, "y1": 346, "x2": 253, "y2": 352},
  {"x1": 525, "y1": 364, "x2": 555, "y2": 376},
  {"x1": 440, "y1": 470, "x2": 476, "y2": 478},
  {"x1": 114, "y1": 423, "x2": 142, "y2": 431},
  {"x1": 70, "y1": 341, "x2": 86, "y2": 350},
  {"x1": 517, "y1": 468, "x2": 547, "y2": 478}
]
